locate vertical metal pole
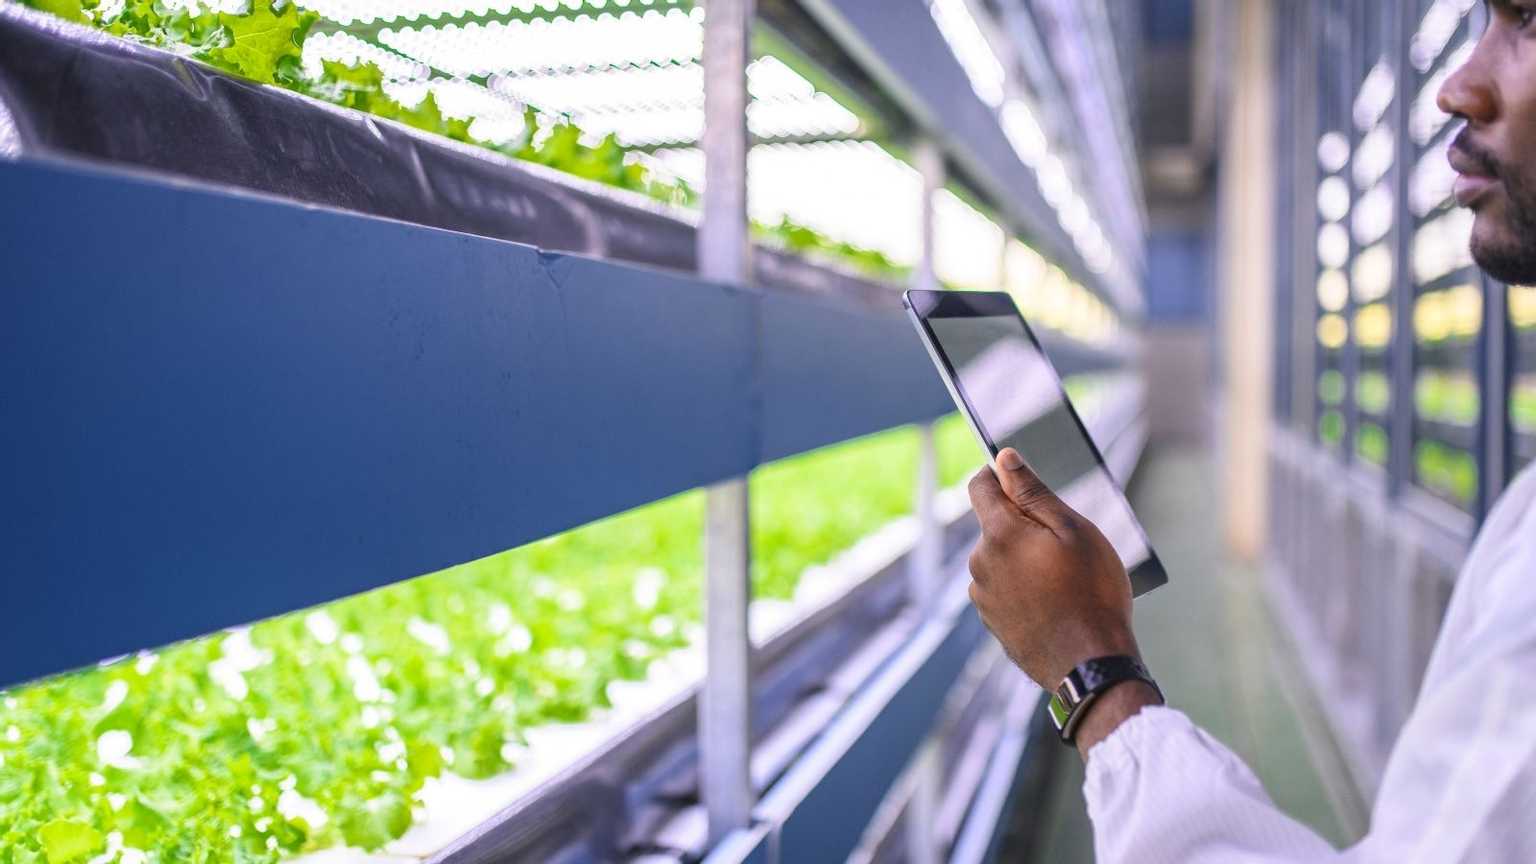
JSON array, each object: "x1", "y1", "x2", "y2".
[
  {"x1": 902, "y1": 742, "x2": 942, "y2": 864},
  {"x1": 699, "y1": 0, "x2": 754, "y2": 847},
  {"x1": 1292, "y1": 0, "x2": 1319, "y2": 441},
  {"x1": 1388, "y1": 0, "x2": 1415, "y2": 499},
  {"x1": 904, "y1": 136, "x2": 947, "y2": 864},
  {"x1": 1477, "y1": 273, "x2": 1510, "y2": 520},
  {"x1": 911, "y1": 423, "x2": 942, "y2": 610},
  {"x1": 910, "y1": 138, "x2": 945, "y2": 611},
  {"x1": 914, "y1": 140, "x2": 944, "y2": 295}
]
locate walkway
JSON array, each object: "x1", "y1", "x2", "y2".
[{"x1": 1018, "y1": 446, "x2": 1357, "y2": 862}]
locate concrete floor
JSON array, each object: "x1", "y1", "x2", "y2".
[{"x1": 1020, "y1": 447, "x2": 1353, "y2": 862}]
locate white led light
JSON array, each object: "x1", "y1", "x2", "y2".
[
  {"x1": 1411, "y1": 136, "x2": 1458, "y2": 217},
  {"x1": 1411, "y1": 39, "x2": 1473, "y2": 145},
  {"x1": 1410, "y1": 0, "x2": 1477, "y2": 73},
  {"x1": 1413, "y1": 208, "x2": 1475, "y2": 284},
  {"x1": 1317, "y1": 132, "x2": 1350, "y2": 174},
  {"x1": 1351, "y1": 184, "x2": 1394, "y2": 247},
  {"x1": 1352, "y1": 124, "x2": 1395, "y2": 191},
  {"x1": 381, "y1": 9, "x2": 703, "y2": 77},
  {"x1": 1318, "y1": 223, "x2": 1350, "y2": 270},
  {"x1": 1000, "y1": 99, "x2": 1047, "y2": 167},
  {"x1": 935, "y1": 189, "x2": 1005, "y2": 288},
  {"x1": 1317, "y1": 176, "x2": 1350, "y2": 223},
  {"x1": 929, "y1": 0, "x2": 1006, "y2": 108},
  {"x1": 1352, "y1": 243, "x2": 1393, "y2": 303},
  {"x1": 1317, "y1": 269, "x2": 1348, "y2": 313},
  {"x1": 1352, "y1": 59, "x2": 1396, "y2": 132}
]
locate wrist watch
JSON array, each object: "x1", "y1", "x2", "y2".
[{"x1": 1047, "y1": 655, "x2": 1162, "y2": 744}]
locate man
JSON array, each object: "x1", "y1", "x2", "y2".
[{"x1": 966, "y1": 2, "x2": 1536, "y2": 860}]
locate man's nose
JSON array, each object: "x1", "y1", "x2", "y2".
[{"x1": 1437, "y1": 53, "x2": 1497, "y2": 124}]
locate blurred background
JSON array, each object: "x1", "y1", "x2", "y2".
[{"x1": 0, "y1": 0, "x2": 1518, "y2": 861}]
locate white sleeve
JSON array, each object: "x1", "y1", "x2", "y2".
[
  {"x1": 1081, "y1": 496, "x2": 1536, "y2": 864},
  {"x1": 1082, "y1": 706, "x2": 1338, "y2": 864}
]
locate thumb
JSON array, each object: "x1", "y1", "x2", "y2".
[{"x1": 994, "y1": 448, "x2": 1059, "y2": 515}]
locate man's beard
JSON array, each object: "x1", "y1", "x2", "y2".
[{"x1": 1456, "y1": 129, "x2": 1536, "y2": 285}]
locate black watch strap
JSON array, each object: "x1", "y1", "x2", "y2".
[{"x1": 1047, "y1": 655, "x2": 1162, "y2": 745}]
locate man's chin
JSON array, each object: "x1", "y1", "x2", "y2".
[{"x1": 1470, "y1": 232, "x2": 1536, "y2": 285}]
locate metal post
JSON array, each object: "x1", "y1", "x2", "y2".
[
  {"x1": 1388, "y1": 0, "x2": 1415, "y2": 499},
  {"x1": 1477, "y1": 272, "x2": 1510, "y2": 519},
  {"x1": 903, "y1": 136, "x2": 947, "y2": 864},
  {"x1": 914, "y1": 139, "x2": 944, "y2": 294},
  {"x1": 911, "y1": 423, "x2": 942, "y2": 611},
  {"x1": 699, "y1": 0, "x2": 755, "y2": 846},
  {"x1": 902, "y1": 741, "x2": 943, "y2": 864},
  {"x1": 909, "y1": 139, "x2": 945, "y2": 611},
  {"x1": 1292, "y1": 0, "x2": 1319, "y2": 442}
]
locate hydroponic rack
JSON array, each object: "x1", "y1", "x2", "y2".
[{"x1": 0, "y1": 0, "x2": 1150, "y2": 861}]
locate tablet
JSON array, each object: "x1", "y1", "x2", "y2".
[{"x1": 903, "y1": 289, "x2": 1167, "y2": 596}]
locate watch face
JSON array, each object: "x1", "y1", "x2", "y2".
[{"x1": 1048, "y1": 691, "x2": 1072, "y2": 731}]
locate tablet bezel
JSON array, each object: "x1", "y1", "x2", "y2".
[{"x1": 903, "y1": 288, "x2": 1168, "y2": 596}]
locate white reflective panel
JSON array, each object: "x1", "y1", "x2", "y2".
[
  {"x1": 929, "y1": 0, "x2": 1006, "y2": 108},
  {"x1": 1318, "y1": 131, "x2": 1350, "y2": 173}
]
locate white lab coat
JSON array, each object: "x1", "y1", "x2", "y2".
[{"x1": 1083, "y1": 465, "x2": 1536, "y2": 863}]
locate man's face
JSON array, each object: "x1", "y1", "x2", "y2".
[{"x1": 1439, "y1": 0, "x2": 1536, "y2": 285}]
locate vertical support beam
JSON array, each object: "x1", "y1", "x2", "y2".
[
  {"x1": 699, "y1": 0, "x2": 755, "y2": 847},
  {"x1": 1339, "y1": 0, "x2": 1362, "y2": 467},
  {"x1": 1388, "y1": 0, "x2": 1415, "y2": 499},
  {"x1": 911, "y1": 424, "x2": 942, "y2": 610},
  {"x1": 909, "y1": 138, "x2": 945, "y2": 611},
  {"x1": 914, "y1": 140, "x2": 945, "y2": 294},
  {"x1": 1477, "y1": 273, "x2": 1510, "y2": 519},
  {"x1": 703, "y1": 480, "x2": 753, "y2": 844},
  {"x1": 1291, "y1": 0, "x2": 1320, "y2": 442},
  {"x1": 903, "y1": 137, "x2": 947, "y2": 864},
  {"x1": 902, "y1": 742, "x2": 943, "y2": 864},
  {"x1": 1219, "y1": 0, "x2": 1276, "y2": 560}
]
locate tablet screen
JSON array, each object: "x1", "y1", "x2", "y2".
[{"x1": 909, "y1": 291, "x2": 1166, "y2": 595}]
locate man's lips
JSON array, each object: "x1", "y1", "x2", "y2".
[{"x1": 1448, "y1": 143, "x2": 1501, "y2": 206}]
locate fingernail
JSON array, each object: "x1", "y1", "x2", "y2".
[{"x1": 998, "y1": 448, "x2": 1024, "y2": 470}]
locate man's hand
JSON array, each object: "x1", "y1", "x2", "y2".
[{"x1": 965, "y1": 447, "x2": 1144, "y2": 697}]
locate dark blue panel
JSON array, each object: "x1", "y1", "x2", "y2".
[
  {"x1": 758, "y1": 292, "x2": 953, "y2": 462},
  {"x1": 773, "y1": 607, "x2": 986, "y2": 862},
  {"x1": 1143, "y1": 0, "x2": 1195, "y2": 44},
  {"x1": 1144, "y1": 228, "x2": 1211, "y2": 323},
  {"x1": 0, "y1": 159, "x2": 757, "y2": 687},
  {"x1": 807, "y1": 0, "x2": 1101, "y2": 300}
]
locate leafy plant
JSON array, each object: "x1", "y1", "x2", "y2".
[
  {"x1": 1415, "y1": 440, "x2": 1478, "y2": 504},
  {"x1": 16, "y1": 0, "x2": 697, "y2": 209},
  {"x1": 0, "y1": 418, "x2": 984, "y2": 862},
  {"x1": 754, "y1": 216, "x2": 911, "y2": 282}
]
